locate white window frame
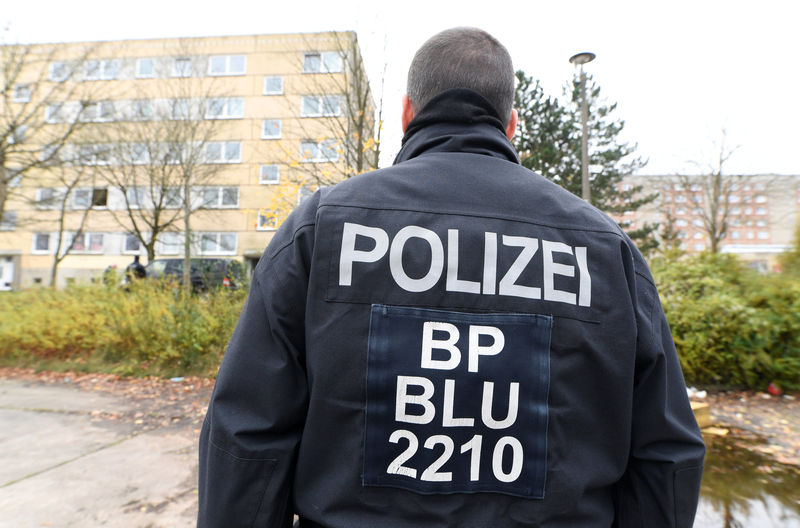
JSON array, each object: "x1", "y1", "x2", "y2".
[
  {"x1": 302, "y1": 51, "x2": 343, "y2": 73},
  {"x1": 300, "y1": 139, "x2": 338, "y2": 162},
  {"x1": 263, "y1": 75, "x2": 283, "y2": 95},
  {"x1": 49, "y1": 61, "x2": 69, "y2": 82},
  {"x1": 162, "y1": 187, "x2": 183, "y2": 209},
  {"x1": 131, "y1": 99, "x2": 152, "y2": 120},
  {"x1": 12, "y1": 84, "x2": 32, "y2": 103},
  {"x1": 257, "y1": 209, "x2": 277, "y2": 231},
  {"x1": 208, "y1": 55, "x2": 246, "y2": 76},
  {"x1": 45, "y1": 103, "x2": 65, "y2": 123},
  {"x1": 301, "y1": 95, "x2": 342, "y2": 117},
  {"x1": 0, "y1": 211, "x2": 17, "y2": 231},
  {"x1": 259, "y1": 164, "x2": 280, "y2": 185},
  {"x1": 126, "y1": 186, "x2": 147, "y2": 208},
  {"x1": 70, "y1": 232, "x2": 105, "y2": 254},
  {"x1": 206, "y1": 97, "x2": 244, "y2": 119},
  {"x1": 199, "y1": 186, "x2": 239, "y2": 209},
  {"x1": 205, "y1": 141, "x2": 242, "y2": 164},
  {"x1": 81, "y1": 101, "x2": 115, "y2": 122},
  {"x1": 261, "y1": 119, "x2": 282, "y2": 139},
  {"x1": 36, "y1": 188, "x2": 60, "y2": 209},
  {"x1": 198, "y1": 232, "x2": 237, "y2": 255},
  {"x1": 123, "y1": 233, "x2": 142, "y2": 254},
  {"x1": 136, "y1": 58, "x2": 156, "y2": 78},
  {"x1": 77, "y1": 144, "x2": 112, "y2": 166},
  {"x1": 172, "y1": 57, "x2": 192, "y2": 77},
  {"x1": 159, "y1": 232, "x2": 182, "y2": 255},
  {"x1": 32, "y1": 233, "x2": 52, "y2": 254}
]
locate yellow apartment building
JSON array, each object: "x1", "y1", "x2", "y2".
[
  {"x1": 611, "y1": 174, "x2": 799, "y2": 271},
  {"x1": 0, "y1": 31, "x2": 376, "y2": 289}
]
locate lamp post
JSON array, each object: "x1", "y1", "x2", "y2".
[{"x1": 569, "y1": 52, "x2": 596, "y2": 202}]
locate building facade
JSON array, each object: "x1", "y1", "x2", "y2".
[
  {"x1": 613, "y1": 174, "x2": 799, "y2": 271},
  {"x1": 0, "y1": 32, "x2": 375, "y2": 289}
]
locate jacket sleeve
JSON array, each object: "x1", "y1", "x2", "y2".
[
  {"x1": 616, "y1": 268, "x2": 706, "y2": 528},
  {"x1": 198, "y1": 207, "x2": 316, "y2": 527}
]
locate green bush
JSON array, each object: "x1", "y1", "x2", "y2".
[
  {"x1": 0, "y1": 281, "x2": 247, "y2": 378},
  {"x1": 651, "y1": 252, "x2": 800, "y2": 391}
]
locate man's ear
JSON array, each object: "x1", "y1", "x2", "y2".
[
  {"x1": 505, "y1": 109, "x2": 518, "y2": 141},
  {"x1": 402, "y1": 94, "x2": 415, "y2": 133}
]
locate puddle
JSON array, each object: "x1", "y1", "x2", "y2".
[{"x1": 695, "y1": 433, "x2": 800, "y2": 527}]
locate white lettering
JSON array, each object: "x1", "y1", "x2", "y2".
[
  {"x1": 482, "y1": 232, "x2": 498, "y2": 295},
  {"x1": 498, "y1": 235, "x2": 541, "y2": 299},
  {"x1": 389, "y1": 226, "x2": 444, "y2": 292},
  {"x1": 468, "y1": 325, "x2": 505, "y2": 373},
  {"x1": 446, "y1": 229, "x2": 481, "y2": 294},
  {"x1": 542, "y1": 240, "x2": 576, "y2": 305},
  {"x1": 481, "y1": 381, "x2": 519, "y2": 429},
  {"x1": 442, "y1": 379, "x2": 475, "y2": 427},
  {"x1": 492, "y1": 436, "x2": 524, "y2": 482},
  {"x1": 339, "y1": 223, "x2": 389, "y2": 286},
  {"x1": 421, "y1": 322, "x2": 461, "y2": 370},
  {"x1": 395, "y1": 376, "x2": 436, "y2": 424},
  {"x1": 576, "y1": 246, "x2": 591, "y2": 307}
]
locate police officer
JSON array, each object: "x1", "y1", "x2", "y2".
[{"x1": 199, "y1": 27, "x2": 705, "y2": 528}]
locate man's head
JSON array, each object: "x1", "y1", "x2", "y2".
[{"x1": 404, "y1": 27, "x2": 516, "y2": 137}]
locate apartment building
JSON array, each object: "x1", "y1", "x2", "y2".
[
  {"x1": 612, "y1": 174, "x2": 799, "y2": 270},
  {"x1": 0, "y1": 32, "x2": 375, "y2": 289}
]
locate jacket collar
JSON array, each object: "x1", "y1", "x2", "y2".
[{"x1": 393, "y1": 88, "x2": 520, "y2": 165}]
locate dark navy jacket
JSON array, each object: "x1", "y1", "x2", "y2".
[{"x1": 198, "y1": 89, "x2": 705, "y2": 527}]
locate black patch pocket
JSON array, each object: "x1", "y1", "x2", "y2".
[{"x1": 363, "y1": 305, "x2": 552, "y2": 498}]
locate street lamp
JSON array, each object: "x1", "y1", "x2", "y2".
[{"x1": 569, "y1": 52, "x2": 596, "y2": 202}]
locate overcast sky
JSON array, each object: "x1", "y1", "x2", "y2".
[{"x1": 4, "y1": 0, "x2": 797, "y2": 175}]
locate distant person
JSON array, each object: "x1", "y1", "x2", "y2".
[
  {"x1": 199, "y1": 27, "x2": 705, "y2": 527},
  {"x1": 125, "y1": 255, "x2": 146, "y2": 280}
]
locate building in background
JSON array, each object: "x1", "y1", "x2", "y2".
[
  {"x1": 612, "y1": 174, "x2": 798, "y2": 271},
  {"x1": 0, "y1": 32, "x2": 376, "y2": 289}
]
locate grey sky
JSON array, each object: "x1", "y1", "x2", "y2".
[{"x1": 4, "y1": 0, "x2": 797, "y2": 175}]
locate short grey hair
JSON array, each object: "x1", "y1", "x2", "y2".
[{"x1": 406, "y1": 27, "x2": 515, "y2": 124}]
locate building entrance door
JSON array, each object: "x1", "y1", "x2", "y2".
[{"x1": 0, "y1": 256, "x2": 14, "y2": 291}]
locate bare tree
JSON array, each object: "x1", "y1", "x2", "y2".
[
  {"x1": 660, "y1": 131, "x2": 751, "y2": 253},
  {"x1": 275, "y1": 32, "x2": 383, "y2": 200},
  {"x1": 1, "y1": 40, "x2": 98, "y2": 228},
  {"x1": 93, "y1": 47, "x2": 229, "y2": 294}
]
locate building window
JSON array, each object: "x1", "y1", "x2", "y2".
[
  {"x1": 199, "y1": 232, "x2": 237, "y2": 255},
  {"x1": 208, "y1": 55, "x2": 246, "y2": 76},
  {"x1": 84, "y1": 59, "x2": 120, "y2": 81},
  {"x1": 693, "y1": 243, "x2": 706, "y2": 251},
  {"x1": 77, "y1": 144, "x2": 112, "y2": 166},
  {"x1": 45, "y1": 103, "x2": 65, "y2": 123},
  {"x1": 730, "y1": 231, "x2": 741, "y2": 239},
  {"x1": 300, "y1": 139, "x2": 338, "y2": 162},
  {"x1": 261, "y1": 119, "x2": 282, "y2": 139},
  {"x1": 257, "y1": 210, "x2": 277, "y2": 231},
  {"x1": 131, "y1": 99, "x2": 152, "y2": 120},
  {"x1": 49, "y1": 61, "x2": 69, "y2": 82},
  {"x1": 754, "y1": 195, "x2": 767, "y2": 203},
  {"x1": 756, "y1": 207, "x2": 767, "y2": 215},
  {"x1": 757, "y1": 231, "x2": 769, "y2": 240},
  {"x1": 756, "y1": 220, "x2": 767, "y2": 227},
  {"x1": 73, "y1": 187, "x2": 108, "y2": 208},
  {"x1": 263, "y1": 76, "x2": 283, "y2": 95},
  {"x1": 81, "y1": 101, "x2": 115, "y2": 122},
  {"x1": 159, "y1": 232, "x2": 181, "y2": 255},
  {"x1": 136, "y1": 58, "x2": 155, "y2": 78},
  {"x1": 124, "y1": 234, "x2": 141, "y2": 253},
  {"x1": 675, "y1": 195, "x2": 686, "y2": 203},
  {"x1": 71, "y1": 233, "x2": 104, "y2": 253},
  {"x1": 12, "y1": 84, "x2": 32, "y2": 103},
  {"x1": 0, "y1": 211, "x2": 17, "y2": 231},
  {"x1": 206, "y1": 97, "x2": 244, "y2": 119},
  {"x1": 693, "y1": 232, "x2": 703, "y2": 240},
  {"x1": 33, "y1": 233, "x2": 51, "y2": 253},
  {"x1": 302, "y1": 52, "x2": 343, "y2": 73},
  {"x1": 301, "y1": 95, "x2": 341, "y2": 117},
  {"x1": 205, "y1": 141, "x2": 241, "y2": 163},
  {"x1": 675, "y1": 219, "x2": 688, "y2": 227},
  {"x1": 126, "y1": 186, "x2": 146, "y2": 208},
  {"x1": 163, "y1": 187, "x2": 183, "y2": 208},
  {"x1": 200, "y1": 186, "x2": 239, "y2": 208},
  {"x1": 172, "y1": 57, "x2": 192, "y2": 77},
  {"x1": 259, "y1": 164, "x2": 280, "y2": 184},
  {"x1": 36, "y1": 188, "x2": 60, "y2": 209},
  {"x1": 170, "y1": 98, "x2": 191, "y2": 120}
]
